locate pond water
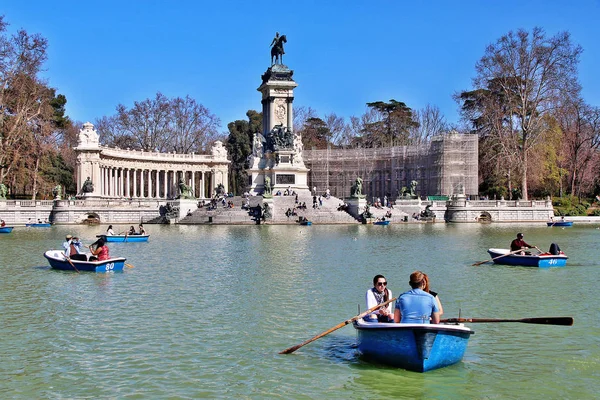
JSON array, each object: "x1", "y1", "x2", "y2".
[{"x1": 0, "y1": 223, "x2": 598, "y2": 399}]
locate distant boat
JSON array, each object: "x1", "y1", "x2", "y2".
[
  {"x1": 353, "y1": 319, "x2": 474, "y2": 372},
  {"x1": 0, "y1": 226, "x2": 14, "y2": 233},
  {"x1": 299, "y1": 221, "x2": 312, "y2": 226},
  {"x1": 487, "y1": 248, "x2": 568, "y2": 267},
  {"x1": 26, "y1": 223, "x2": 52, "y2": 227},
  {"x1": 547, "y1": 220, "x2": 573, "y2": 227},
  {"x1": 96, "y1": 234, "x2": 150, "y2": 243},
  {"x1": 43, "y1": 250, "x2": 126, "y2": 272},
  {"x1": 373, "y1": 220, "x2": 390, "y2": 225}
]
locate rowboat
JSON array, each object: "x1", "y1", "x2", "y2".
[
  {"x1": 373, "y1": 220, "x2": 390, "y2": 225},
  {"x1": 299, "y1": 221, "x2": 312, "y2": 226},
  {"x1": 43, "y1": 250, "x2": 126, "y2": 272},
  {"x1": 0, "y1": 226, "x2": 14, "y2": 233},
  {"x1": 547, "y1": 220, "x2": 573, "y2": 227},
  {"x1": 487, "y1": 248, "x2": 568, "y2": 267},
  {"x1": 353, "y1": 319, "x2": 474, "y2": 372},
  {"x1": 26, "y1": 223, "x2": 51, "y2": 227},
  {"x1": 96, "y1": 234, "x2": 150, "y2": 242}
]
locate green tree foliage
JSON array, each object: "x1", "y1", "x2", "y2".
[
  {"x1": 301, "y1": 117, "x2": 330, "y2": 149},
  {"x1": 225, "y1": 110, "x2": 262, "y2": 195},
  {"x1": 362, "y1": 99, "x2": 419, "y2": 147}
]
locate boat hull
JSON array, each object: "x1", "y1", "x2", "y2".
[
  {"x1": 43, "y1": 250, "x2": 126, "y2": 272},
  {"x1": 0, "y1": 226, "x2": 14, "y2": 233},
  {"x1": 299, "y1": 221, "x2": 312, "y2": 226},
  {"x1": 96, "y1": 234, "x2": 149, "y2": 242},
  {"x1": 487, "y1": 248, "x2": 568, "y2": 267},
  {"x1": 547, "y1": 221, "x2": 573, "y2": 227},
  {"x1": 26, "y1": 223, "x2": 51, "y2": 227},
  {"x1": 373, "y1": 221, "x2": 390, "y2": 225},
  {"x1": 353, "y1": 320, "x2": 474, "y2": 372}
]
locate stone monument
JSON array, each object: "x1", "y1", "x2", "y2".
[
  {"x1": 75, "y1": 122, "x2": 102, "y2": 198},
  {"x1": 248, "y1": 33, "x2": 309, "y2": 197}
]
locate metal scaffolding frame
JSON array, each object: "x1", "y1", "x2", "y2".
[{"x1": 303, "y1": 132, "x2": 478, "y2": 200}]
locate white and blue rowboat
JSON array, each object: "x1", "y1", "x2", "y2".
[
  {"x1": 43, "y1": 250, "x2": 126, "y2": 272},
  {"x1": 96, "y1": 234, "x2": 150, "y2": 243},
  {"x1": 353, "y1": 319, "x2": 474, "y2": 372},
  {"x1": 373, "y1": 220, "x2": 390, "y2": 225},
  {"x1": 0, "y1": 226, "x2": 14, "y2": 233},
  {"x1": 26, "y1": 223, "x2": 51, "y2": 227},
  {"x1": 547, "y1": 220, "x2": 573, "y2": 227},
  {"x1": 487, "y1": 248, "x2": 568, "y2": 267}
]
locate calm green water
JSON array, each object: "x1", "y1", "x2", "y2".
[{"x1": 0, "y1": 223, "x2": 598, "y2": 399}]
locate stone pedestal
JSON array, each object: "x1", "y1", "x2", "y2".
[
  {"x1": 346, "y1": 197, "x2": 367, "y2": 220},
  {"x1": 174, "y1": 198, "x2": 198, "y2": 221},
  {"x1": 249, "y1": 63, "x2": 309, "y2": 195}
]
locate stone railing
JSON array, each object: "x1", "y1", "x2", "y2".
[
  {"x1": 0, "y1": 200, "x2": 55, "y2": 207},
  {"x1": 100, "y1": 146, "x2": 229, "y2": 163}
]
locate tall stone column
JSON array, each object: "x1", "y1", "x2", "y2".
[
  {"x1": 140, "y1": 169, "x2": 145, "y2": 198},
  {"x1": 155, "y1": 170, "x2": 160, "y2": 199},
  {"x1": 148, "y1": 170, "x2": 153, "y2": 198},
  {"x1": 133, "y1": 169, "x2": 138, "y2": 198},
  {"x1": 126, "y1": 169, "x2": 131, "y2": 198},
  {"x1": 163, "y1": 170, "x2": 168, "y2": 199}
]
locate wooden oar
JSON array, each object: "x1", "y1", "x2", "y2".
[
  {"x1": 472, "y1": 248, "x2": 524, "y2": 266},
  {"x1": 65, "y1": 256, "x2": 80, "y2": 273},
  {"x1": 125, "y1": 263, "x2": 134, "y2": 268},
  {"x1": 279, "y1": 297, "x2": 397, "y2": 354},
  {"x1": 442, "y1": 317, "x2": 574, "y2": 326}
]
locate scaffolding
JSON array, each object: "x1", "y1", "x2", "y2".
[{"x1": 303, "y1": 132, "x2": 478, "y2": 200}]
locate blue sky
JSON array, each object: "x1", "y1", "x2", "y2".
[{"x1": 3, "y1": 1, "x2": 600, "y2": 132}]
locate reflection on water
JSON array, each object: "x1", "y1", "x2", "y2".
[{"x1": 0, "y1": 223, "x2": 598, "y2": 398}]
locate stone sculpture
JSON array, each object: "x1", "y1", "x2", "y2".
[
  {"x1": 52, "y1": 185, "x2": 62, "y2": 200},
  {"x1": 82, "y1": 177, "x2": 94, "y2": 193},
  {"x1": 178, "y1": 179, "x2": 195, "y2": 199},
  {"x1": 0, "y1": 183, "x2": 7, "y2": 200},
  {"x1": 351, "y1": 177, "x2": 363, "y2": 197}
]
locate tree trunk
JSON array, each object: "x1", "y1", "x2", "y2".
[
  {"x1": 521, "y1": 145, "x2": 528, "y2": 200},
  {"x1": 31, "y1": 155, "x2": 40, "y2": 201}
]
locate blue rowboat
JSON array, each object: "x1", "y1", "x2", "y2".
[
  {"x1": 43, "y1": 250, "x2": 126, "y2": 272},
  {"x1": 299, "y1": 221, "x2": 312, "y2": 226},
  {"x1": 0, "y1": 226, "x2": 14, "y2": 233},
  {"x1": 487, "y1": 248, "x2": 568, "y2": 267},
  {"x1": 547, "y1": 220, "x2": 573, "y2": 227},
  {"x1": 353, "y1": 319, "x2": 474, "y2": 372},
  {"x1": 373, "y1": 220, "x2": 390, "y2": 225},
  {"x1": 96, "y1": 234, "x2": 150, "y2": 243},
  {"x1": 26, "y1": 223, "x2": 51, "y2": 227}
]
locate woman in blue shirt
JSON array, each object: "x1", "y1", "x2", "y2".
[{"x1": 394, "y1": 271, "x2": 440, "y2": 324}]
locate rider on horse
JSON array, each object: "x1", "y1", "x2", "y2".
[{"x1": 270, "y1": 32, "x2": 286, "y2": 65}]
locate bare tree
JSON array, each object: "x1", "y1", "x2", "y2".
[
  {"x1": 170, "y1": 95, "x2": 220, "y2": 153},
  {"x1": 471, "y1": 27, "x2": 582, "y2": 199},
  {"x1": 410, "y1": 104, "x2": 448, "y2": 144}
]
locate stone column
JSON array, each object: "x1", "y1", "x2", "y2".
[
  {"x1": 191, "y1": 171, "x2": 196, "y2": 197},
  {"x1": 133, "y1": 169, "x2": 138, "y2": 198},
  {"x1": 140, "y1": 169, "x2": 145, "y2": 198},
  {"x1": 126, "y1": 169, "x2": 131, "y2": 198},
  {"x1": 163, "y1": 170, "x2": 168, "y2": 199},
  {"x1": 287, "y1": 98, "x2": 294, "y2": 129},
  {"x1": 148, "y1": 169, "x2": 153, "y2": 198},
  {"x1": 155, "y1": 170, "x2": 160, "y2": 199}
]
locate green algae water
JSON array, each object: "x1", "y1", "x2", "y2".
[{"x1": 1, "y1": 223, "x2": 598, "y2": 399}]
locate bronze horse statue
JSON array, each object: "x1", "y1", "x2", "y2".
[{"x1": 271, "y1": 35, "x2": 286, "y2": 65}]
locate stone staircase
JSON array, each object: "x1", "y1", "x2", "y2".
[
  {"x1": 269, "y1": 193, "x2": 359, "y2": 224},
  {"x1": 178, "y1": 196, "x2": 263, "y2": 225}
]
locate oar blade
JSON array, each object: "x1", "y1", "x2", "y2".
[{"x1": 521, "y1": 317, "x2": 574, "y2": 326}]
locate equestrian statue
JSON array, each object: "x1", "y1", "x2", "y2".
[{"x1": 270, "y1": 32, "x2": 287, "y2": 65}]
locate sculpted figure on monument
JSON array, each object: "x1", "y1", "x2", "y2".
[
  {"x1": 52, "y1": 185, "x2": 62, "y2": 200},
  {"x1": 178, "y1": 179, "x2": 195, "y2": 199},
  {"x1": 270, "y1": 32, "x2": 287, "y2": 65},
  {"x1": 351, "y1": 177, "x2": 363, "y2": 197},
  {"x1": 82, "y1": 177, "x2": 94, "y2": 193}
]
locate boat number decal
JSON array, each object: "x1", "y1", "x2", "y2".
[
  {"x1": 548, "y1": 259, "x2": 557, "y2": 265},
  {"x1": 105, "y1": 263, "x2": 114, "y2": 270}
]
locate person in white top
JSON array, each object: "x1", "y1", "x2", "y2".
[
  {"x1": 365, "y1": 274, "x2": 393, "y2": 322},
  {"x1": 106, "y1": 225, "x2": 115, "y2": 235}
]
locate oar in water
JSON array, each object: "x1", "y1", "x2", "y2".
[
  {"x1": 279, "y1": 297, "x2": 397, "y2": 354},
  {"x1": 472, "y1": 248, "x2": 524, "y2": 266},
  {"x1": 125, "y1": 263, "x2": 135, "y2": 268},
  {"x1": 442, "y1": 317, "x2": 574, "y2": 326}
]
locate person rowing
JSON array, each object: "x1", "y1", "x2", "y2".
[
  {"x1": 394, "y1": 271, "x2": 440, "y2": 324},
  {"x1": 510, "y1": 233, "x2": 535, "y2": 255}
]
